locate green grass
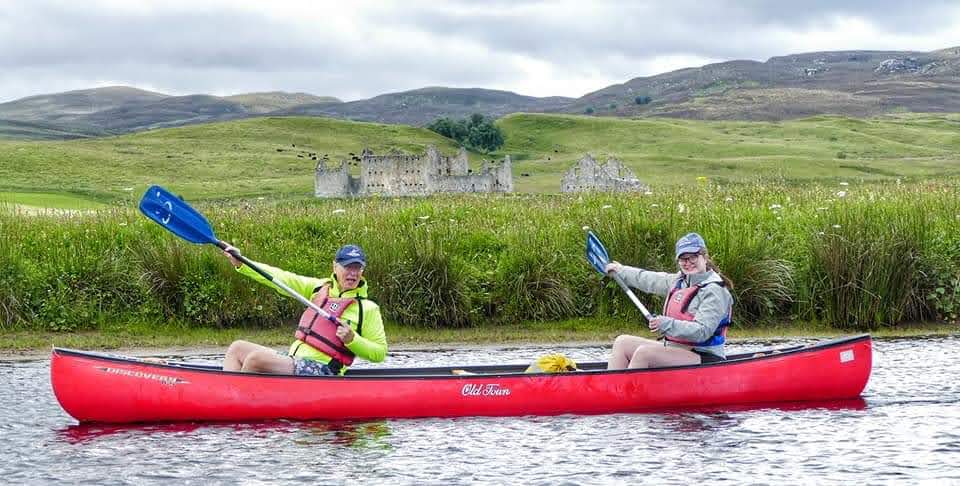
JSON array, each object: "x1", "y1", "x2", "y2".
[
  {"x1": 496, "y1": 112, "x2": 960, "y2": 192},
  {"x1": 0, "y1": 117, "x2": 466, "y2": 203},
  {"x1": 2, "y1": 319, "x2": 955, "y2": 354},
  {"x1": 3, "y1": 184, "x2": 960, "y2": 335},
  {"x1": 0, "y1": 191, "x2": 107, "y2": 210},
  {"x1": 2, "y1": 113, "x2": 960, "y2": 202}
]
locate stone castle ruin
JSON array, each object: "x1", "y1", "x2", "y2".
[
  {"x1": 315, "y1": 146, "x2": 513, "y2": 197},
  {"x1": 561, "y1": 154, "x2": 648, "y2": 193}
]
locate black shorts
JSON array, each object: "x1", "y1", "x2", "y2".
[{"x1": 694, "y1": 350, "x2": 726, "y2": 364}]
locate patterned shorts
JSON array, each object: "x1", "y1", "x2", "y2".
[{"x1": 292, "y1": 357, "x2": 336, "y2": 376}]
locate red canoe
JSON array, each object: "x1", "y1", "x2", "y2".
[{"x1": 50, "y1": 334, "x2": 872, "y2": 424}]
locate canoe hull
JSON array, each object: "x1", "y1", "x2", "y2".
[{"x1": 51, "y1": 335, "x2": 872, "y2": 423}]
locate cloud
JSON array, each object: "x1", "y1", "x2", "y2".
[{"x1": 1, "y1": 0, "x2": 958, "y2": 103}]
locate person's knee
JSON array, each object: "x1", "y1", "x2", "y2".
[
  {"x1": 612, "y1": 334, "x2": 633, "y2": 349},
  {"x1": 629, "y1": 347, "x2": 653, "y2": 368},
  {"x1": 226, "y1": 339, "x2": 249, "y2": 354},
  {"x1": 241, "y1": 350, "x2": 271, "y2": 371}
]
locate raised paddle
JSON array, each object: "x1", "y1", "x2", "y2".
[
  {"x1": 585, "y1": 230, "x2": 655, "y2": 321},
  {"x1": 138, "y1": 185, "x2": 345, "y2": 327}
]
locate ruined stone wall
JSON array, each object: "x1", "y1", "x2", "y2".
[
  {"x1": 314, "y1": 145, "x2": 514, "y2": 197},
  {"x1": 561, "y1": 154, "x2": 648, "y2": 193},
  {"x1": 314, "y1": 160, "x2": 351, "y2": 197},
  {"x1": 433, "y1": 174, "x2": 495, "y2": 193},
  {"x1": 361, "y1": 154, "x2": 430, "y2": 196},
  {"x1": 429, "y1": 147, "x2": 470, "y2": 178},
  {"x1": 491, "y1": 155, "x2": 513, "y2": 193}
]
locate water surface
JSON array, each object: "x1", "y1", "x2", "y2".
[{"x1": 1, "y1": 337, "x2": 957, "y2": 484}]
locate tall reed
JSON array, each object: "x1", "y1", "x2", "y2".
[{"x1": 3, "y1": 181, "x2": 959, "y2": 333}]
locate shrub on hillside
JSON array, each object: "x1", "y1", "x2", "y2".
[{"x1": 427, "y1": 113, "x2": 504, "y2": 153}]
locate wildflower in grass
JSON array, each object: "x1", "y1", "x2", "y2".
[
  {"x1": 832, "y1": 224, "x2": 841, "y2": 229},
  {"x1": 840, "y1": 182, "x2": 849, "y2": 186},
  {"x1": 122, "y1": 187, "x2": 133, "y2": 191},
  {"x1": 724, "y1": 197, "x2": 734, "y2": 203},
  {"x1": 418, "y1": 215, "x2": 430, "y2": 220},
  {"x1": 817, "y1": 207, "x2": 828, "y2": 211},
  {"x1": 644, "y1": 191, "x2": 653, "y2": 195},
  {"x1": 697, "y1": 176, "x2": 708, "y2": 186},
  {"x1": 651, "y1": 204, "x2": 659, "y2": 208},
  {"x1": 677, "y1": 203, "x2": 686, "y2": 213},
  {"x1": 837, "y1": 191, "x2": 847, "y2": 198},
  {"x1": 257, "y1": 197, "x2": 265, "y2": 200},
  {"x1": 602, "y1": 205, "x2": 612, "y2": 209},
  {"x1": 769, "y1": 204, "x2": 782, "y2": 210},
  {"x1": 332, "y1": 209, "x2": 346, "y2": 214}
]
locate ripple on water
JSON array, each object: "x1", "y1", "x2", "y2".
[{"x1": 0, "y1": 338, "x2": 958, "y2": 483}]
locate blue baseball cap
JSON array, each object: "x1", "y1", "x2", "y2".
[
  {"x1": 675, "y1": 233, "x2": 707, "y2": 259},
  {"x1": 335, "y1": 244, "x2": 366, "y2": 267}
]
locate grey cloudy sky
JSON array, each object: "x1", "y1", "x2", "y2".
[{"x1": 1, "y1": 0, "x2": 958, "y2": 103}]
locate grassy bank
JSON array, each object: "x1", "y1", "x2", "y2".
[
  {"x1": 2, "y1": 183, "x2": 959, "y2": 337},
  {"x1": 3, "y1": 319, "x2": 955, "y2": 355},
  {"x1": 2, "y1": 113, "x2": 960, "y2": 200}
]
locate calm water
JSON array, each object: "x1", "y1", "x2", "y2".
[{"x1": 1, "y1": 337, "x2": 958, "y2": 485}]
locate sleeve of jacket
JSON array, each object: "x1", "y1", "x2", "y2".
[
  {"x1": 345, "y1": 301, "x2": 387, "y2": 363},
  {"x1": 658, "y1": 286, "x2": 731, "y2": 343},
  {"x1": 617, "y1": 266, "x2": 679, "y2": 298},
  {"x1": 236, "y1": 260, "x2": 325, "y2": 301}
]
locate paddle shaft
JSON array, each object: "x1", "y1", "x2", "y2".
[
  {"x1": 610, "y1": 273, "x2": 654, "y2": 321},
  {"x1": 215, "y1": 241, "x2": 343, "y2": 327}
]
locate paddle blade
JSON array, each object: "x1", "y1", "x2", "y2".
[
  {"x1": 139, "y1": 185, "x2": 219, "y2": 245},
  {"x1": 586, "y1": 231, "x2": 610, "y2": 275}
]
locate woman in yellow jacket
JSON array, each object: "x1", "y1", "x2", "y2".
[{"x1": 221, "y1": 244, "x2": 387, "y2": 376}]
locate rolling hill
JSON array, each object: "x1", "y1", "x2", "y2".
[
  {"x1": 273, "y1": 87, "x2": 574, "y2": 125},
  {"x1": 2, "y1": 113, "x2": 959, "y2": 203},
  {"x1": 0, "y1": 87, "x2": 340, "y2": 139},
  {"x1": 567, "y1": 47, "x2": 960, "y2": 120},
  {"x1": 2, "y1": 46, "x2": 957, "y2": 140}
]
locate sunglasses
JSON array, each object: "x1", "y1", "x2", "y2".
[{"x1": 677, "y1": 253, "x2": 702, "y2": 264}]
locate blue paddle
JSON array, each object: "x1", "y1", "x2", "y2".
[
  {"x1": 138, "y1": 185, "x2": 345, "y2": 326},
  {"x1": 586, "y1": 230, "x2": 655, "y2": 321}
]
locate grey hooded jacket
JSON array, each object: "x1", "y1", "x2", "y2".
[{"x1": 618, "y1": 266, "x2": 733, "y2": 359}]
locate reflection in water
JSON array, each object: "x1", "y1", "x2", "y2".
[
  {"x1": 56, "y1": 422, "x2": 203, "y2": 444},
  {"x1": 652, "y1": 400, "x2": 864, "y2": 434},
  {"x1": 6, "y1": 339, "x2": 958, "y2": 484},
  {"x1": 681, "y1": 397, "x2": 868, "y2": 414},
  {"x1": 56, "y1": 420, "x2": 392, "y2": 449},
  {"x1": 658, "y1": 412, "x2": 741, "y2": 433}
]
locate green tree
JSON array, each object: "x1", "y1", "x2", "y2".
[
  {"x1": 634, "y1": 95, "x2": 652, "y2": 105},
  {"x1": 427, "y1": 113, "x2": 504, "y2": 153},
  {"x1": 426, "y1": 117, "x2": 466, "y2": 141}
]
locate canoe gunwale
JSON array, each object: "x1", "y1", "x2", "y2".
[{"x1": 51, "y1": 333, "x2": 871, "y2": 379}]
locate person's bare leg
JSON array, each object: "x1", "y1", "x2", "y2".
[
  {"x1": 224, "y1": 340, "x2": 277, "y2": 372},
  {"x1": 627, "y1": 346, "x2": 701, "y2": 369},
  {"x1": 608, "y1": 335, "x2": 660, "y2": 369},
  {"x1": 240, "y1": 350, "x2": 296, "y2": 374}
]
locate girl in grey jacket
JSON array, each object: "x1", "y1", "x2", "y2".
[{"x1": 606, "y1": 232, "x2": 734, "y2": 369}]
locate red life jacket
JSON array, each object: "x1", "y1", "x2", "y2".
[
  {"x1": 662, "y1": 278, "x2": 731, "y2": 347},
  {"x1": 293, "y1": 285, "x2": 363, "y2": 367}
]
